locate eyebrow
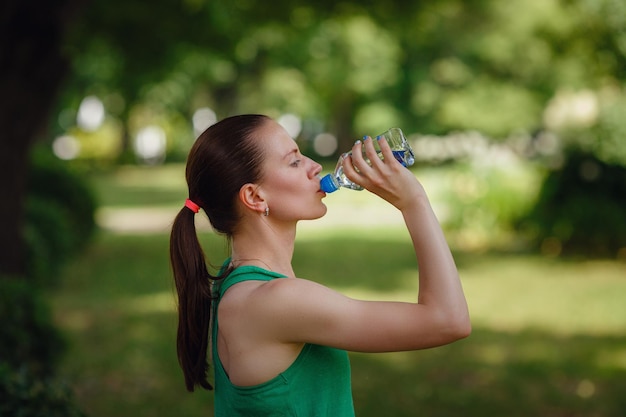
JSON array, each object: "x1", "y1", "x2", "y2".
[{"x1": 283, "y1": 148, "x2": 299, "y2": 160}]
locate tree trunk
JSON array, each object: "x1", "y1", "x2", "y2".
[
  {"x1": 329, "y1": 91, "x2": 357, "y2": 154},
  {"x1": 0, "y1": 0, "x2": 83, "y2": 277}
]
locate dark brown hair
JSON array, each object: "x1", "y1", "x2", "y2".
[{"x1": 169, "y1": 114, "x2": 270, "y2": 391}]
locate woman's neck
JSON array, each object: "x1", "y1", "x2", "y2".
[
  {"x1": 231, "y1": 223, "x2": 297, "y2": 277},
  {"x1": 231, "y1": 210, "x2": 296, "y2": 276}
]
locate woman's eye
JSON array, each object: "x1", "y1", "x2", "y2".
[{"x1": 291, "y1": 160, "x2": 301, "y2": 167}]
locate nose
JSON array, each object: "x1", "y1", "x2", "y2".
[{"x1": 308, "y1": 157, "x2": 323, "y2": 178}]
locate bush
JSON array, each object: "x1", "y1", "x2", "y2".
[
  {"x1": 25, "y1": 149, "x2": 98, "y2": 282},
  {"x1": 0, "y1": 278, "x2": 86, "y2": 416},
  {"x1": 434, "y1": 157, "x2": 540, "y2": 250},
  {"x1": 0, "y1": 148, "x2": 93, "y2": 416},
  {"x1": 0, "y1": 363, "x2": 86, "y2": 417},
  {"x1": 519, "y1": 151, "x2": 626, "y2": 257},
  {"x1": 23, "y1": 197, "x2": 76, "y2": 284},
  {"x1": 0, "y1": 278, "x2": 65, "y2": 377}
]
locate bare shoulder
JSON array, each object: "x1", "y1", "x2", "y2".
[
  {"x1": 251, "y1": 276, "x2": 356, "y2": 316},
  {"x1": 220, "y1": 276, "x2": 337, "y2": 302},
  {"x1": 218, "y1": 277, "x2": 347, "y2": 346},
  {"x1": 243, "y1": 277, "x2": 376, "y2": 348},
  {"x1": 256, "y1": 276, "x2": 346, "y2": 299},
  {"x1": 219, "y1": 277, "x2": 344, "y2": 318}
]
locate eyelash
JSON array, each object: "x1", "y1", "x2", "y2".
[{"x1": 291, "y1": 160, "x2": 302, "y2": 167}]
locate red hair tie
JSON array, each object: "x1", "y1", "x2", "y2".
[{"x1": 185, "y1": 199, "x2": 200, "y2": 213}]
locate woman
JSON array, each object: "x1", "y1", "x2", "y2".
[{"x1": 170, "y1": 114, "x2": 470, "y2": 416}]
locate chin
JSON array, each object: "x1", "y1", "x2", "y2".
[{"x1": 305, "y1": 204, "x2": 327, "y2": 220}]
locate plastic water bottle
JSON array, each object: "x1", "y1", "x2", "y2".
[{"x1": 319, "y1": 128, "x2": 415, "y2": 193}]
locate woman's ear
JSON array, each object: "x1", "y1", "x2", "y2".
[{"x1": 238, "y1": 183, "x2": 267, "y2": 214}]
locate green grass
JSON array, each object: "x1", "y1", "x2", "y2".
[{"x1": 51, "y1": 164, "x2": 626, "y2": 417}]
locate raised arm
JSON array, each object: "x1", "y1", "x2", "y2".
[
  {"x1": 342, "y1": 135, "x2": 470, "y2": 343},
  {"x1": 244, "y1": 136, "x2": 470, "y2": 353}
]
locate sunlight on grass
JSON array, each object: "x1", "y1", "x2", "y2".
[
  {"x1": 305, "y1": 250, "x2": 626, "y2": 337},
  {"x1": 597, "y1": 347, "x2": 626, "y2": 370},
  {"x1": 123, "y1": 291, "x2": 178, "y2": 314},
  {"x1": 460, "y1": 256, "x2": 626, "y2": 335}
]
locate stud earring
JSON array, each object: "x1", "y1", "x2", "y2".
[{"x1": 264, "y1": 207, "x2": 269, "y2": 216}]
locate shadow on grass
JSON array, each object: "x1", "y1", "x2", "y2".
[
  {"x1": 293, "y1": 236, "x2": 418, "y2": 291},
  {"x1": 349, "y1": 327, "x2": 626, "y2": 417}
]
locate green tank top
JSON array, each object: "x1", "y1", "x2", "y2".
[{"x1": 212, "y1": 264, "x2": 355, "y2": 417}]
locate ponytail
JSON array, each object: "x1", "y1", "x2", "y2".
[
  {"x1": 169, "y1": 206, "x2": 214, "y2": 392},
  {"x1": 170, "y1": 114, "x2": 270, "y2": 391}
]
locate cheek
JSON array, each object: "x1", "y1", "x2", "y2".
[
  {"x1": 266, "y1": 171, "x2": 303, "y2": 193},
  {"x1": 265, "y1": 176, "x2": 314, "y2": 208}
]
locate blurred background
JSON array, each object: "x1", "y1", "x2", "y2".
[{"x1": 1, "y1": 0, "x2": 625, "y2": 416}]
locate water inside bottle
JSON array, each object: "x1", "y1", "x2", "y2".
[
  {"x1": 392, "y1": 150, "x2": 415, "y2": 166},
  {"x1": 362, "y1": 149, "x2": 414, "y2": 167}
]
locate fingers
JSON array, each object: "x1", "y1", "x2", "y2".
[
  {"x1": 352, "y1": 137, "x2": 376, "y2": 172},
  {"x1": 341, "y1": 136, "x2": 382, "y2": 187},
  {"x1": 375, "y1": 135, "x2": 397, "y2": 166},
  {"x1": 363, "y1": 136, "x2": 382, "y2": 167},
  {"x1": 349, "y1": 135, "x2": 398, "y2": 173},
  {"x1": 341, "y1": 140, "x2": 366, "y2": 185}
]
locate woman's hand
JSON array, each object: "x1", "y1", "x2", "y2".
[{"x1": 341, "y1": 136, "x2": 424, "y2": 211}]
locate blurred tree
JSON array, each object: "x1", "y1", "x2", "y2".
[
  {"x1": 0, "y1": 0, "x2": 84, "y2": 277},
  {"x1": 40, "y1": 0, "x2": 626, "y2": 156},
  {"x1": 2, "y1": 0, "x2": 626, "y2": 274}
]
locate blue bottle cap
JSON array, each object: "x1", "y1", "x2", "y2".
[{"x1": 319, "y1": 174, "x2": 339, "y2": 193}]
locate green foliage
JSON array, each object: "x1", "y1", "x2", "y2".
[
  {"x1": 437, "y1": 79, "x2": 543, "y2": 138},
  {"x1": 25, "y1": 149, "x2": 98, "y2": 282},
  {"x1": 0, "y1": 279, "x2": 65, "y2": 377},
  {"x1": 0, "y1": 363, "x2": 86, "y2": 417},
  {"x1": 519, "y1": 151, "x2": 626, "y2": 256},
  {"x1": 421, "y1": 156, "x2": 542, "y2": 251},
  {"x1": 586, "y1": 91, "x2": 626, "y2": 166},
  {"x1": 545, "y1": 86, "x2": 626, "y2": 168},
  {"x1": 0, "y1": 252, "x2": 87, "y2": 417},
  {"x1": 24, "y1": 197, "x2": 76, "y2": 282},
  {"x1": 56, "y1": 0, "x2": 626, "y2": 163}
]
